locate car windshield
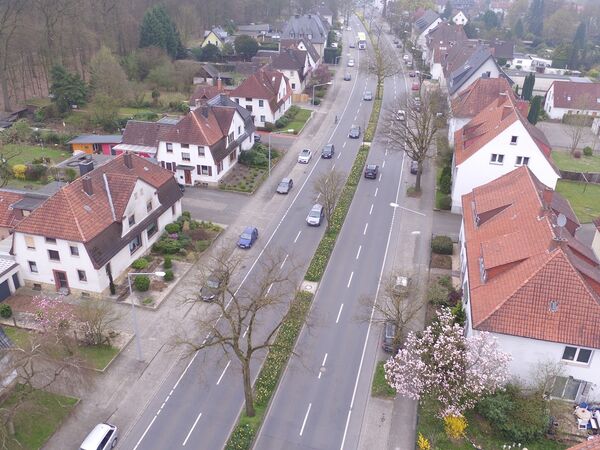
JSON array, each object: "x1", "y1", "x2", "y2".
[
  {"x1": 207, "y1": 279, "x2": 220, "y2": 289},
  {"x1": 309, "y1": 210, "x2": 320, "y2": 218},
  {"x1": 367, "y1": 165, "x2": 376, "y2": 170},
  {"x1": 301, "y1": 150, "x2": 310, "y2": 155},
  {"x1": 240, "y1": 233, "x2": 251, "y2": 240},
  {"x1": 278, "y1": 182, "x2": 287, "y2": 188}
]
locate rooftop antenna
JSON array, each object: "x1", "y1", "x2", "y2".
[{"x1": 556, "y1": 213, "x2": 567, "y2": 241}]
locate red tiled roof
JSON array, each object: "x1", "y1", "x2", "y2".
[
  {"x1": 15, "y1": 154, "x2": 177, "y2": 243},
  {"x1": 0, "y1": 191, "x2": 24, "y2": 228},
  {"x1": 550, "y1": 81, "x2": 600, "y2": 110},
  {"x1": 189, "y1": 84, "x2": 224, "y2": 106},
  {"x1": 568, "y1": 439, "x2": 600, "y2": 450},
  {"x1": 230, "y1": 69, "x2": 291, "y2": 113},
  {"x1": 461, "y1": 167, "x2": 600, "y2": 349},
  {"x1": 454, "y1": 93, "x2": 556, "y2": 171},
  {"x1": 159, "y1": 108, "x2": 227, "y2": 146},
  {"x1": 426, "y1": 22, "x2": 467, "y2": 64},
  {"x1": 451, "y1": 77, "x2": 517, "y2": 118}
]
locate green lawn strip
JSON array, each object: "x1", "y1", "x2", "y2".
[
  {"x1": 305, "y1": 145, "x2": 369, "y2": 281},
  {"x1": 417, "y1": 399, "x2": 567, "y2": 450},
  {"x1": 364, "y1": 98, "x2": 382, "y2": 143},
  {"x1": 555, "y1": 179, "x2": 600, "y2": 223},
  {"x1": 552, "y1": 150, "x2": 600, "y2": 172},
  {"x1": 371, "y1": 361, "x2": 395, "y2": 398},
  {"x1": 2, "y1": 144, "x2": 71, "y2": 166},
  {"x1": 3, "y1": 385, "x2": 78, "y2": 450},
  {"x1": 286, "y1": 108, "x2": 312, "y2": 134},
  {"x1": 225, "y1": 291, "x2": 313, "y2": 450},
  {"x1": 118, "y1": 107, "x2": 155, "y2": 117},
  {"x1": 3, "y1": 326, "x2": 118, "y2": 371}
]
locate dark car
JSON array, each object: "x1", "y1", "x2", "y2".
[
  {"x1": 344, "y1": 73, "x2": 352, "y2": 81},
  {"x1": 364, "y1": 164, "x2": 379, "y2": 179},
  {"x1": 200, "y1": 269, "x2": 229, "y2": 302},
  {"x1": 409, "y1": 71, "x2": 416, "y2": 77},
  {"x1": 177, "y1": 183, "x2": 186, "y2": 192},
  {"x1": 253, "y1": 134, "x2": 261, "y2": 143},
  {"x1": 410, "y1": 160, "x2": 419, "y2": 174},
  {"x1": 276, "y1": 177, "x2": 293, "y2": 194},
  {"x1": 321, "y1": 144, "x2": 335, "y2": 159},
  {"x1": 382, "y1": 320, "x2": 398, "y2": 353},
  {"x1": 237, "y1": 226, "x2": 258, "y2": 249},
  {"x1": 348, "y1": 125, "x2": 361, "y2": 139}
]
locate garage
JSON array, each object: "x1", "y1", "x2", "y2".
[{"x1": 0, "y1": 281, "x2": 9, "y2": 301}]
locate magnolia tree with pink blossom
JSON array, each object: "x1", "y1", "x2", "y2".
[
  {"x1": 384, "y1": 308, "x2": 511, "y2": 417},
  {"x1": 32, "y1": 295, "x2": 76, "y2": 350}
]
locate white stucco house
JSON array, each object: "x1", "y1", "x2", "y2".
[
  {"x1": 265, "y1": 48, "x2": 311, "y2": 94},
  {"x1": 115, "y1": 95, "x2": 255, "y2": 187},
  {"x1": 544, "y1": 81, "x2": 600, "y2": 120},
  {"x1": 452, "y1": 11, "x2": 468, "y2": 25},
  {"x1": 451, "y1": 93, "x2": 560, "y2": 213},
  {"x1": 230, "y1": 69, "x2": 293, "y2": 128},
  {"x1": 12, "y1": 154, "x2": 183, "y2": 296},
  {"x1": 460, "y1": 167, "x2": 600, "y2": 401}
]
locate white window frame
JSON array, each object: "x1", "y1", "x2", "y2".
[
  {"x1": 562, "y1": 346, "x2": 593, "y2": 365},
  {"x1": 490, "y1": 153, "x2": 504, "y2": 164}
]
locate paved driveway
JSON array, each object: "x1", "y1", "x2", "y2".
[
  {"x1": 537, "y1": 122, "x2": 599, "y2": 152},
  {"x1": 181, "y1": 188, "x2": 248, "y2": 226}
]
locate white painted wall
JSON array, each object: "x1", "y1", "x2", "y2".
[
  {"x1": 451, "y1": 121, "x2": 560, "y2": 212},
  {"x1": 452, "y1": 11, "x2": 468, "y2": 25},
  {"x1": 280, "y1": 69, "x2": 305, "y2": 94},
  {"x1": 231, "y1": 76, "x2": 291, "y2": 127},
  {"x1": 544, "y1": 83, "x2": 600, "y2": 120},
  {"x1": 447, "y1": 117, "x2": 470, "y2": 147}
]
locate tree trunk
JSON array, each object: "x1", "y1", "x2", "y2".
[
  {"x1": 0, "y1": 66, "x2": 11, "y2": 112},
  {"x1": 242, "y1": 360, "x2": 255, "y2": 417},
  {"x1": 415, "y1": 163, "x2": 422, "y2": 192}
]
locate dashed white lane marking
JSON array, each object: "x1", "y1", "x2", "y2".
[
  {"x1": 374, "y1": 188, "x2": 378, "y2": 197},
  {"x1": 369, "y1": 204, "x2": 373, "y2": 215},
  {"x1": 299, "y1": 403, "x2": 312, "y2": 436},
  {"x1": 343, "y1": 141, "x2": 347, "y2": 148},
  {"x1": 182, "y1": 412, "x2": 203, "y2": 446},
  {"x1": 336, "y1": 303, "x2": 344, "y2": 323},
  {"x1": 337, "y1": 152, "x2": 342, "y2": 159},
  {"x1": 363, "y1": 223, "x2": 368, "y2": 235},
  {"x1": 347, "y1": 272, "x2": 354, "y2": 288},
  {"x1": 216, "y1": 361, "x2": 231, "y2": 385},
  {"x1": 382, "y1": 160, "x2": 386, "y2": 168},
  {"x1": 356, "y1": 245, "x2": 362, "y2": 260},
  {"x1": 280, "y1": 254, "x2": 289, "y2": 269},
  {"x1": 294, "y1": 230, "x2": 302, "y2": 243},
  {"x1": 318, "y1": 353, "x2": 328, "y2": 379}
]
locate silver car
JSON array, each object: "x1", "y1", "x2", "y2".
[
  {"x1": 298, "y1": 148, "x2": 312, "y2": 164},
  {"x1": 306, "y1": 204, "x2": 324, "y2": 226}
]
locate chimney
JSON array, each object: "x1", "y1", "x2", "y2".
[
  {"x1": 217, "y1": 77, "x2": 222, "y2": 91},
  {"x1": 542, "y1": 187, "x2": 553, "y2": 209},
  {"x1": 124, "y1": 153, "x2": 133, "y2": 169},
  {"x1": 79, "y1": 159, "x2": 94, "y2": 177},
  {"x1": 82, "y1": 176, "x2": 93, "y2": 196}
]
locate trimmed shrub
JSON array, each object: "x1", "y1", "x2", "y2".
[
  {"x1": 438, "y1": 195, "x2": 451, "y2": 210},
  {"x1": 311, "y1": 98, "x2": 321, "y2": 105},
  {"x1": 12, "y1": 164, "x2": 27, "y2": 180},
  {"x1": 275, "y1": 116, "x2": 289, "y2": 128},
  {"x1": 134, "y1": 275, "x2": 150, "y2": 291},
  {"x1": 444, "y1": 415, "x2": 467, "y2": 439},
  {"x1": 131, "y1": 258, "x2": 149, "y2": 270},
  {"x1": 163, "y1": 269, "x2": 174, "y2": 282},
  {"x1": 573, "y1": 149, "x2": 582, "y2": 159},
  {"x1": 163, "y1": 256, "x2": 173, "y2": 269},
  {"x1": 583, "y1": 146, "x2": 593, "y2": 156},
  {"x1": 438, "y1": 171, "x2": 452, "y2": 195},
  {"x1": 153, "y1": 238, "x2": 182, "y2": 254},
  {"x1": 165, "y1": 223, "x2": 181, "y2": 234},
  {"x1": 0, "y1": 304, "x2": 12, "y2": 319},
  {"x1": 431, "y1": 235, "x2": 453, "y2": 255},
  {"x1": 264, "y1": 122, "x2": 275, "y2": 132}
]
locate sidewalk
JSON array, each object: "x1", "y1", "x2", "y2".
[{"x1": 44, "y1": 67, "x2": 350, "y2": 449}]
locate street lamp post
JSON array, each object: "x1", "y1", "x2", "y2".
[
  {"x1": 127, "y1": 271, "x2": 165, "y2": 361},
  {"x1": 312, "y1": 81, "x2": 333, "y2": 108},
  {"x1": 268, "y1": 129, "x2": 294, "y2": 177}
]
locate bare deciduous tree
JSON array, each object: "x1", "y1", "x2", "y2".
[
  {"x1": 76, "y1": 299, "x2": 121, "y2": 347},
  {"x1": 0, "y1": 0, "x2": 26, "y2": 111},
  {"x1": 356, "y1": 273, "x2": 424, "y2": 353},
  {"x1": 387, "y1": 93, "x2": 439, "y2": 192},
  {"x1": 178, "y1": 248, "x2": 306, "y2": 417},
  {"x1": 367, "y1": 41, "x2": 400, "y2": 99},
  {"x1": 312, "y1": 169, "x2": 345, "y2": 230},
  {"x1": 564, "y1": 113, "x2": 588, "y2": 155}
]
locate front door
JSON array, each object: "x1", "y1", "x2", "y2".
[
  {"x1": 53, "y1": 270, "x2": 69, "y2": 292},
  {"x1": 184, "y1": 169, "x2": 192, "y2": 185}
]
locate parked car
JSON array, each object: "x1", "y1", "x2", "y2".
[
  {"x1": 395, "y1": 42, "x2": 402, "y2": 48},
  {"x1": 411, "y1": 82, "x2": 420, "y2": 91},
  {"x1": 382, "y1": 320, "x2": 398, "y2": 353},
  {"x1": 321, "y1": 144, "x2": 335, "y2": 158},
  {"x1": 409, "y1": 71, "x2": 416, "y2": 77},
  {"x1": 393, "y1": 38, "x2": 400, "y2": 44},
  {"x1": 344, "y1": 73, "x2": 352, "y2": 81},
  {"x1": 177, "y1": 183, "x2": 186, "y2": 192},
  {"x1": 410, "y1": 160, "x2": 419, "y2": 174},
  {"x1": 363, "y1": 90, "x2": 373, "y2": 101},
  {"x1": 253, "y1": 134, "x2": 261, "y2": 143},
  {"x1": 349, "y1": 42, "x2": 355, "y2": 48},
  {"x1": 200, "y1": 269, "x2": 229, "y2": 302},
  {"x1": 403, "y1": 54, "x2": 409, "y2": 61},
  {"x1": 406, "y1": 61, "x2": 413, "y2": 68},
  {"x1": 298, "y1": 148, "x2": 312, "y2": 163},
  {"x1": 364, "y1": 164, "x2": 379, "y2": 179},
  {"x1": 348, "y1": 125, "x2": 361, "y2": 138},
  {"x1": 237, "y1": 226, "x2": 258, "y2": 249},
  {"x1": 80, "y1": 423, "x2": 118, "y2": 450},
  {"x1": 347, "y1": 58, "x2": 355, "y2": 67},
  {"x1": 396, "y1": 110, "x2": 406, "y2": 121},
  {"x1": 306, "y1": 203, "x2": 324, "y2": 226},
  {"x1": 276, "y1": 177, "x2": 293, "y2": 194}
]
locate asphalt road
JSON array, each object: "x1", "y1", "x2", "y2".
[
  {"x1": 254, "y1": 19, "x2": 415, "y2": 450},
  {"x1": 119, "y1": 16, "x2": 376, "y2": 450}
]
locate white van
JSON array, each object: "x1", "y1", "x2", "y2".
[{"x1": 80, "y1": 423, "x2": 118, "y2": 450}]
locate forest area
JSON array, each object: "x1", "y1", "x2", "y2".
[{"x1": 0, "y1": 0, "x2": 338, "y2": 113}]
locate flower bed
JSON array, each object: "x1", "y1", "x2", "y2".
[{"x1": 152, "y1": 212, "x2": 222, "y2": 259}]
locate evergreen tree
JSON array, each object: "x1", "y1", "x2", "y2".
[
  {"x1": 234, "y1": 35, "x2": 259, "y2": 61},
  {"x1": 139, "y1": 5, "x2": 184, "y2": 59},
  {"x1": 514, "y1": 18, "x2": 524, "y2": 38},
  {"x1": 522, "y1": 73, "x2": 535, "y2": 101},
  {"x1": 49, "y1": 65, "x2": 88, "y2": 113},
  {"x1": 527, "y1": 0, "x2": 544, "y2": 37},
  {"x1": 527, "y1": 95, "x2": 542, "y2": 125},
  {"x1": 568, "y1": 22, "x2": 586, "y2": 69}
]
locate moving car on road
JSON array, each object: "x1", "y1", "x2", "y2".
[
  {"x1": 276, "y1": 178, "x2": 293, "y2": 194},
  {"x1": 364, "y1": 164, "x2": 379, "y2": 179},
  {"x1": 200, "y1": 269, "x2": 229, "y2": 302},
  {"x1": 363, "y1": 90, "x2": 373, "y2": 101},
  {"x1": 349, "y1": 42, "x2": 355, "y2": 48},
  {"x1": 298, "y1": 148, "x2": 312, "y2": 163},
  {"x1": 237, "y1": 226, "x2": 258, "y2": 249},
  {"x1": 344, "y1": 73, "x2": 352, "y2": 81},
  {"x1": 347, "y1": 58, "x2": 355, "y2": 67},
  {"x1": 321, "y1": 144, "x2": 335, "y2": 158},
  {"x1": 348, "y1": 125, "x2": 361, "y2": 138},
  {"x1": 306, "y1": 204, "x2": 324, "y2": 226},
  {"x1": 403, "y1": 54, "x2": 409, "y2": 61}
]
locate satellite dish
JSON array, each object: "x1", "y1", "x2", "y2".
[{"x1": 557, "y1": 213, "x2": 567, "y2": 228}]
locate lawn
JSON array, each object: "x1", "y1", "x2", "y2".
[
  {"x1": 118, "y1": 107, "x2": 154, "y2": 117},
  {"x1": 417, "y1": 400, "x2": 567, "y2": 450},
  {"x1": 2, "y1": 144, "x2": 71, "y2": 166},
  {"x1": 371, "y1": 361, "x2": 396, "y2": 398},
  {"x1": 286, "y1": 108, "x2": 312, "y2": 134},
  {"x1": 3, "y1": 385, "x2": 78, "y2": 450},
  {"x1": 3, "y1": 326, "x2": 118, "y2": 371},
  {"x1": 555, "y1": 180, "x2": 600, "y2": 223},
  {"x1": 552, "y1": 150, "x2": 600, "y2": 172}
]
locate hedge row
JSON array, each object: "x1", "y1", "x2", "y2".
[
  {"x1": 305, "y1": 145, "x2": 370, "y2": 281},
  {"x1": 225, "y1": 291, "x2": 313, "y2": 450},
  {"x1": 364, "y1": 97, "x2": 382, "y2": 143}
]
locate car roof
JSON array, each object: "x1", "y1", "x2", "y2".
[
  {"x1": 301, "y1": 148, "x2": 311, "y2": 153},
  {"x1": 281, "y1": 177, "x2": 291, "y2": 183},
  {"x1": 81, "y1": 424, "x2": 115, "y2": 450},
  {"x1": 243, "y1": 226, "x2": 256, "y2": 233},
  {"x1": 367, "y1": 164, "x2": 378, "y2": 169},
  {"x1": 311, "y1": 203, "x2": 323, "y2": 209}
]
